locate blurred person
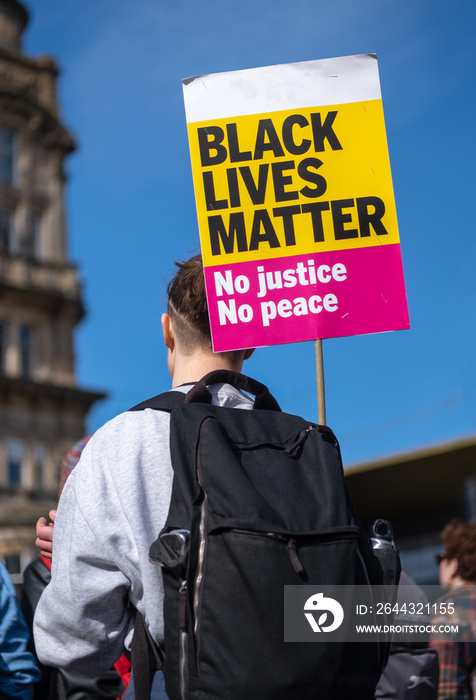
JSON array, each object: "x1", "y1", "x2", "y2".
[
  {"x1": 430, "y1": 520, "x2": 476, "y2": 699},
  {"x1": 0, "y1": 560, "x2": 40, "y2": 699},
  {"x1": 23, "y1": 436, "x2": 130, "y2": 700}
]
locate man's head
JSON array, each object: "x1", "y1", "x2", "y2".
[
  {"x1": 161, "y1": 253, "x2": 254, "y2": 385},
  {"x1": 166, "y1": 254, "x2": 212, "y2": 354},
  {"x1": 438, "y1": 520, "x2": 476, "y2": 586}
]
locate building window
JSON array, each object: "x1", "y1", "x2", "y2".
[
  {"x1": 7, "y1": 439, "x2": 25, "y2": 487},
  {"x1": 4, "y1": 554, "x2": 21, "y2": 576},
  {"x1": 19, "y1": 324, "x2": 35, "y2": 377},
  {"x1": 0, "y1": 321, "x2": 6, "y2": 372},
  {"x1": 35, "y1": 443, "x2": 46, "y2": 491},
  {"x1": 0, "y1": 206, "x2": 15, "y2": 252},
  {"x1": 4, "y1": 554, "x2": 23, "y2": 586},
  {"x1": 21, "y1": 212, "x2": 42, "y2": 258},
  {"x1": 0, "y1": 128, "x2": 18, "y2": 184}
]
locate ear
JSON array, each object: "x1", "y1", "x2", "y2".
[
  {"x1": 161, "y1": 313, "x2": 175, "y2": 351},
  {"x1": 243, "y1": 348, "x2": 255, "y2": 361},
  {"x1": 447, "y1": 558, "x2": 460, "y2": 582}
]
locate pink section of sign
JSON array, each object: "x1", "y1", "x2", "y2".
[{"x1": 204, "y1": 245, "x2": 410, "y2": 352}]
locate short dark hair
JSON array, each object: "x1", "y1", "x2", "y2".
[
  {"x1": 441, "y1": 520, "x2": 476, "y2": 582},
  {"x1": 167, "y1": 254, "x2": 212, "y2": 353}
]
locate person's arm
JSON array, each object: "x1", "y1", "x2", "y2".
[
  {"x1": 0, "y1": 563, "x2": 41, "y2": 700},
  {"x1": 33, "y1": 429, "x2": 135, "y2": 676},
  {"x1": 33, "y1": 410, "x2": 173, "y2": 677}
]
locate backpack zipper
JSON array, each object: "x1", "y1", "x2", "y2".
[
  {"x1": 284, "y1": 425, "x2": 315, "y2": 454},
  {"x1": 232, "y1": 530, "x2": 305, "y2": 574},
  {"x1": 194, "y1": 423, "x2": 211, "y2": 645},
  {"x1": 178, "y1": 580, "x2": 188, "y2": 700},
  {"x1": 231, "y1": 528, "x2": 358, "y2": 576},
  {"x1": 193, "y1": 489, "x2": 208, "y2": 635}
]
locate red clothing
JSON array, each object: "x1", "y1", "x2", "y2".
[
  {"x1": 430, "y1": 585, "x2": 476, "y2": 699},
  {"x1": 39, "y1": 555, "x2": 51, "y2": 571},
  {"x1": 113, "y1": 656, "x2": 132, "y2": 699}
]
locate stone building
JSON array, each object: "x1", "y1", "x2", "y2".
[{"x1": 0, "y1": 0, "x2": 104, "y2": 583}]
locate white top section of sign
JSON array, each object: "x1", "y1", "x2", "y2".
[{"x1": 182, "y1": 54, "x2": 381, "y2": 123}]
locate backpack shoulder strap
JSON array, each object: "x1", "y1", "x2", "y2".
[
  {"x1": 129, "y1": 389, "x2": 186, "y2": 413},
  {"x1": 127, "y1": 390, "x2": 188, "y2": 700},
  {"x1": 131, "y1": 609, "x2": 164, "y2": 700}
]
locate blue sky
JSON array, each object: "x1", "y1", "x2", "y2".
[{"x1": 23, "y1": 0, "x2": 476, "y2": 467}]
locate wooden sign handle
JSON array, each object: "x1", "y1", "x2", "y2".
[{"x1": 315, "y1": 339, "x2": 326, "y2": 426}]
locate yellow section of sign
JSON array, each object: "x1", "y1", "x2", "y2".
[{"x1": 187, "y1": 99, "x2": 399, "y2": 267}]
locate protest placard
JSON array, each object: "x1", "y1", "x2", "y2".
[{"x1": 183, "y1": 54, "x2": 410, "y2": 352}]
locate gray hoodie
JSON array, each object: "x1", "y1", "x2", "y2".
[{"x1": 34, "y1": 383, "x2": 253, "y2": 675}]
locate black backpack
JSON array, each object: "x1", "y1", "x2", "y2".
[
  {"x1": 375, "y1": 647, "x2": 439, "y2": 700},
  {"x1": 375, "y1": 572, "x2": 439, "y2": 699},
  {"x1": 130, "y1": 370, "x2": 399, "y2": 700}
]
